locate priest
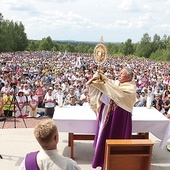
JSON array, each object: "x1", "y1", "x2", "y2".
[{"x1": 87, "y1": 67, "x2": 136, "y2": 169}]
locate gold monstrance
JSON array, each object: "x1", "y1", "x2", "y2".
[
  {"x1": 94, "y1": 36, "x2": 107, "y2": 70},
  {"x1": 93, "y1": 36, "x2": 107, "y2": 84}
]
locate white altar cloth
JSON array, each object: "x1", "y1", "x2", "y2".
[
  {"x1": 53, "y1": 106, "x2": 170, "y2": 148},
  {"x1": 53, "y1": 106, "x2": 97, "y2": 134}
]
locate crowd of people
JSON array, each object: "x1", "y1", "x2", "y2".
[
  {"x1": 0, "y1": 51, "x2": 170, "y2": 118},
  {"x1": 1, "y1": 50, "x2": 170, "y2": 170}
]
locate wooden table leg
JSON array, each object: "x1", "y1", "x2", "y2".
[
  {"x1": 68, "y1": 132, "x2": 149, "y2": 159},
  {"x1": 68, "y1": 133, "x2": 95, "y2": 159},
  {"x1": 68, "y1": 133, "x2": 74, "y2": 159},
  {"x1": 138, "y1": 132, "x2": 149, "y2": 139},
  {"x1": 68, "y1": 133, "x2": 71, "y2": 147}
]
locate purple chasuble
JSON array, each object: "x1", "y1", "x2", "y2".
[{"x1": 92, "y1": 103, "x2": 132, "y2": 169}]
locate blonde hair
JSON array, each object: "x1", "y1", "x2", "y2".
[{"x1": 34, "y1": 119, "x2": 58, "y2": 148}]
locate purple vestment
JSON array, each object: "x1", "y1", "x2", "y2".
[{"x1": 92, "y1": 103, "x2": 132, "y2": 169}]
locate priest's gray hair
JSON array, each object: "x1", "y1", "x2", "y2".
[{"x1": 125, "y1": 67, "x2": 133, "y2": 81}]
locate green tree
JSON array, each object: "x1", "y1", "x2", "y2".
[
  {"x1": 39, "y1": 38, "x2": 50, "y2": 51},
  {"x1": 15, "y1": 22, "x2": 28, "y2": 51},
  {"x1": 51, "y1": 46, "x2": 57, "y2": 52},
  {"x1": 0, "y1": 14, "x2": 28, "y2": 52},
  {"x1": 166, "y1": 36, "x2": 170, "y2": 50},
  {"x1": 152, "y1": 34, "x2": 161, "y2": 52},
  {"x1": 0, "y1": 13, "x2": 4, "y2": 52},
  {"x1": 160, "y1": 35, "x2": 168, "y2": 50},
  {"x1": 0, "y1": 13, "x2": 3, "y2": 23},
  {"x1": 162, "y1": 50, "x2": 170, "y2": 61},
  {"x1": 122, "y1": 39, "x2": 134, "y2": 55},
  {"x1": 150, "y1": 49, "x2": 164, "y2": 60},
  {"x1": 75, "y1": 43, "x2": 86, "y2": 53},
  {"x1": 106, "y1": 43, "x2": 118, "y2": 55},
  {"x1": 27, "y1": 41, "x2": 39, "y2": 51},
  {"x1": 87, "y1": 46, "x2": 94, "y2": 53},
  {"x1": 135, "y1": 33, "x2": 152, "y2": 58},
  {"x1": 58, "y1": 43, "x2": 65, "y2": 52},
  {"x1": 65, "y1": 43, "x2": 75, "y2": 52},
  {"x1": 118, "y1": 43, "x2": 125, "y2": 55},
  {"x1": 53, "y1": 43, "x2": 59, "y2": 51},
  {"x1": 1, "y1": 20, "x2": 13, "y2": 51},
  {"x1": 46, "y1": 36, "x2": 54, "y2": 50}
]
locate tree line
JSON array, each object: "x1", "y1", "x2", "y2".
[
  {"x1": 0, "y1": 13, "x2": 170, "y2": 61},
  {"x1": 0, "y1": 13, "x2": 28, "y2": 52}
]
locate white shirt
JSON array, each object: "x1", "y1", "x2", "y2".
[
  {"x1": 16, "y1": 96, "x2": 26, "y2": 108},
  {"x1": 23, "y1": 88, "x2": 31, "y2": 96},
  {"x1": 56, "y1": 92, "x2": 64, "y2": 106},
  {"x1": 44, "y1": 93, "x2": 55, "y2": 108},
  {"x1": 80, "y1": 93, "x2": 87, "y2": 101},
  {"x1": 28, "y1": 95, "x2": 38, "y2": 107},
  {"x1": 19, "y1": 149, "x2": 81, "y2": 170},
  {"x1": 1, "y1": 86, "x2": 13, "y2": 94}
]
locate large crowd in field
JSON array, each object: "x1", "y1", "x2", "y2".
[{"x1": 0, "y1": 51, "x2": 170, "y2": 118}]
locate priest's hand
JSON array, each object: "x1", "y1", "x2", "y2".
[{"x1": 86, "y1": 71, "x2": 108, "y2": 85}]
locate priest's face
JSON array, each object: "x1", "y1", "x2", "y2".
[{"x1": 118, "y1": 69, "x2": 131, "y2": 83}]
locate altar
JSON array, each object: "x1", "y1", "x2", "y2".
[{"x1": 53, "y1": 106, "x2": 170, "y2": 158}]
